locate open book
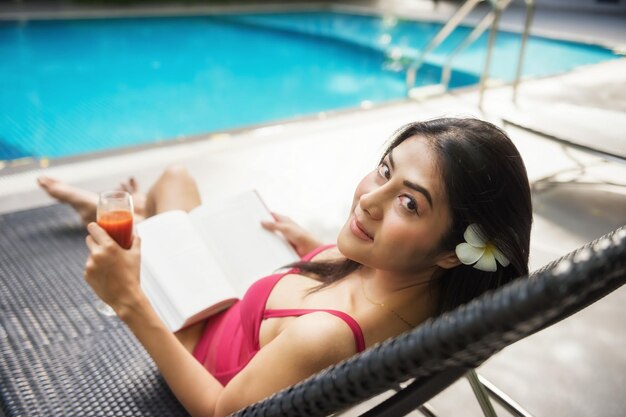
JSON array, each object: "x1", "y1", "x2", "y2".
[{"x1": 136, "y1": 190, "x2": 299, "y2": 332}]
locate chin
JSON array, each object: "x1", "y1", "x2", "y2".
[
  {"x1": 337, "y1": 223, "x2": 356, "y2": 258},
  {"x1": 337, "y1": 224, "x2": 369, "y2": 266},
  {"x1": 336, "y1": 222, "x2": 350, "y2": 252}
]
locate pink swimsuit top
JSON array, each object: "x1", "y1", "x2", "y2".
[{"x1": 192, "y1": 245, "x2": 366, "y2": 386}]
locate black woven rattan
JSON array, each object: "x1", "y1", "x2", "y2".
[
  {"x1": 233, "y1": 226, "x2": 626, "y2": 417},
  {"x1": 0, "y1": 205, "x2": 188, "y2": 417},
  {"x1": 1, "y1": 204, "x2": 625, "y2": 417}
]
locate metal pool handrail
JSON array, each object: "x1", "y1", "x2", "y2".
[
  {"x1": 480, "y1": 0, "x2": 535, "y2": 108},
  {"x1": 407, "y1": 0, "x2": 535, "y2": 109},
  {"x1": 440, "y1": 0, "x2": 513, "y2": 90},
  {"x1": 405, "y1": 0, "x2": 486, "y2": 91},
  {"x1": 512, "y1": 0, "x2": 536, "y2": 103},
  {"x1": 477, "y1": 0, "x2": 507, "y2": 109}
]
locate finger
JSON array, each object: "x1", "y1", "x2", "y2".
[
  {"x1": 85, "y1": 235, "x2": 98, "y2": 252},
  {"x1": 270, "y1": 212, "x2": 292, "y2": 223},
  {"x1": 269, "y1": 212, "x2": 281, "y2": 222},
  {"x1": 84, "y1": 258, "x2": 95, "y2": 281},
  {"x1": 264, "y1": 220, "x2": 293, "y2": 234},
  {"x1": 87, "y1": 222, "x2": 114, "y2": 246},
  {"x1": 261, "y1": 220, "x2": 277, "y2": 231},
  {"x1": 84, "y1": 257, "x2": 94, "y2": 271}
]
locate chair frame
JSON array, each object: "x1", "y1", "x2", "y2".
[{"x1": 232, "y1": 226, "x2": 626, "y2": 417}]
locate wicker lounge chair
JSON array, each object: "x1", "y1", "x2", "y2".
[{"x1": 1, "y1": 204, "x2": 624, "y2": 417}]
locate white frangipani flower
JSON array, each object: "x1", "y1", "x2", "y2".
[{"x1": 455, "y1": 223, "x2": 510, "y2": 272}]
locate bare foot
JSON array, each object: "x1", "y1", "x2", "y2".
[
  {"x1": 117, "y1": 176, "x2": 147, "y2": 219},
  {"x1": 37, "y1": 176, "x2": 98, "y2": 225}
]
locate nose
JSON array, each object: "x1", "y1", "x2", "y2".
[{"x1": 358, "y1": 189, "x2": 384, "y2": 221}]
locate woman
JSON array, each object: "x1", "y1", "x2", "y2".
[{"x1": 38, "y1": 118, "x2": 532, "y2": 417}]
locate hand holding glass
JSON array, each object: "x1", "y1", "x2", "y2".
[{"x1": 97, "y1": 191, "x2": 134, "y2": 249}]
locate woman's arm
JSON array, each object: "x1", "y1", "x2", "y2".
[
  {"x1": 214, "y1": 312, "x2": 358, "y2": 416},
  {"x1": 85, "y1": 223, "x2": 224, "y2": 416},
  {"x1": 85, "y1": 223, "x2": 356, "y2": 417},
  {"x1": 121, "y1": 298, "x2": 224, "y2": 416}
]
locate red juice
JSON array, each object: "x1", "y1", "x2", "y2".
[{"x1": 97, "y1": 210, "x2": 134, "y2": 249}]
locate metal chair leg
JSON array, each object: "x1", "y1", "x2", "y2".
[
  {"x1": 466, "y1": 370, "x2": 498, "y2": 417},
  {"x1": 477, "y1": 373, "x2": 535, "y2": 417},
  {"x1": 417, "y1": 403, "x2": 438, "y2": 417}
]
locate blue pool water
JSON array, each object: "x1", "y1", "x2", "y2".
[{"x1": 0, "y1": 12, "x2": 620, "y2": 161}]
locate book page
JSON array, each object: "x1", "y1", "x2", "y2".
[
  {"x1": 188, "y1": 191, "x2": 299, "y2": 295},
  {"x1": 137, "y1": 211, "x2": 238, "y2": 327},
  {"x1": 139, "y1": 263, "x2": 174, "y2": 328}
]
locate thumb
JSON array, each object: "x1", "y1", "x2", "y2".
[
  {"x1": 261, "y1": 220, "x2": 278, "y2": 231},
  {"x1": 131, "y1": 234, "x2": 142, "y2": 251},
  {"x1": 262, "y1": 219, "x2": 293, "y2": 234},
  {"x1": 270, "y1": 212, "x2": 290, "y2": 222}
]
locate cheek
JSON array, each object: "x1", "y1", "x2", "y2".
[
  {"x1": 378, "y1": 217, "x2": 440, "y2": 258},
  {"x1": 381, "y1": 218, "x2": 421, "y2": 246},
  {"x1": 352, "y1": 173, "x2": 376, "y2": 207}
]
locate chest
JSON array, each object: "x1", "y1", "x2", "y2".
[{"x1": 258, "y1": 274, "x2": 351, "y2": 348}]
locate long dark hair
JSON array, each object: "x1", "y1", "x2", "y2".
[{"x1": 292, "y1": 118, "x2": 533, "y2": 316}]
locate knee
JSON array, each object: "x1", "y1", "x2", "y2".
[
  {"x1": 161, "y1": 165, "x2": 191, "y2": 181},
  {"x1": 153, "y1": 165, "x2": 194, "y2": 190}
]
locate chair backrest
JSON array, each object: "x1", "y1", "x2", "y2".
[{"x1": 232, "y1": 226, "x2": 626, "y2": 417}]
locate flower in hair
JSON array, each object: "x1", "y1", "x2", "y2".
[{"x1": 455, "y1": 224, "x2": 510, "y2": 272}]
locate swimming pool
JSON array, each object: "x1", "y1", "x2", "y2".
[{"x1": 0, "y1": 11, "x2": 620, "y2": 161}]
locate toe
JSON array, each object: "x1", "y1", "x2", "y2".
[
  {"x1": 37, "y1": 175, "x2": 49, "y2": 186},
  {"x1": 37, "y1": 175, "x2": 57, "y2": 190},
  {"x1": 129, "y1": 177, "x2": 138, "y2": 192},
  {"x1": 119, "y1": 181, "x2": 133, "y2": 193}
]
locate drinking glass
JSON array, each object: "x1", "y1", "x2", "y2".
[
  {"x1": 97, "y1": 191, "x2": 134, "y2": 249},
  {"x1": 95, "y1": 191, "x2": 134, "y2": 317}
]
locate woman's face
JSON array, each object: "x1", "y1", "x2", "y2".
[{"x1": 337, "y1": 136, "x2": 454, "y2": 274}]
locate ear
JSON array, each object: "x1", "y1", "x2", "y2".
[{"x1": 435, "y1": 250, "x2": 461, "y2": 270}]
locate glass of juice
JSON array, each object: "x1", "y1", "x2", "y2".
[
  {"x1": 97, "y1": 191, "x2": 134, "y2": 249},
  {"x1": 94, "y1": 191, "x2": 134, "y2": 316}
]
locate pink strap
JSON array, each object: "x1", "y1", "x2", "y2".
[
  {"x1": 300, "y1": 244, "x2": 336, "y2": 262},
  {"x1": 268, "y1": 246, "x2": 366, "y2": 352},
  {"x1": 264, "y1": 308, "x2": 366, "y2": 353}
]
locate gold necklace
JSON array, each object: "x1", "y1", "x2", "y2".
[{"x1": 360, "y1": 275, "x2": 415, "y2": 329}]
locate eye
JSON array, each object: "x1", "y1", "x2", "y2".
[
  {"x1": 377, "y1": 162, "x2": 391, "y2": 180},
  {"x1": 400, "y1": 195, "x2": 419, "y2": 215}
]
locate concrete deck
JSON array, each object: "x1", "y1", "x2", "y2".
[{"x1": 0, "y1": 2, "x2": 625, "y2": 416}]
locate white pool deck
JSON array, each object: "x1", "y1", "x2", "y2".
[{"x1": 0, "y1": 2, "x2": 625, "y2": 416}]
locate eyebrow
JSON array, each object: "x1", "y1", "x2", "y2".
[{"x1": 388, "y1": 150, "x2": 434, "y2": 209}]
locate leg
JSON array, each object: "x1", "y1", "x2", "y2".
[
  {"x1": 38, "y1": 176, "x2": 149, "y2": 225},
  {"x1": 143, "y1": 165, "x2": 202, "y2": 217},
  {"x1": 38, "y1": 165, "x2": 201, "y2": 224},
  {"x1": 37, "y1": 177, "x2": 99, "y2": 225},
  {"x1": 40, "y1": 166, "x2": 206, "y2": 351}
]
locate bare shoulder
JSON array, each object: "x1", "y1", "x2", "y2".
[{"x1": 282, "y1": 312, "x2": 358, "y2": 365}]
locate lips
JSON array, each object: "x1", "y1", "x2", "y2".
[{"x1": 350, "y1": 216, "x2": 373, "y2": 241}]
